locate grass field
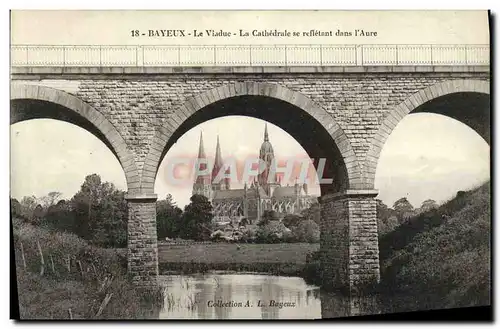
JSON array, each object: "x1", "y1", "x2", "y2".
[
  {"x1": 158, "y1": 242, "x2": 319, "y2": 265},
  {"x1": 157, "y1": 242, "x2": 320, "y2": 278}
]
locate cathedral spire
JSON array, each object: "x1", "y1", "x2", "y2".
[
  {"x1": 264, "y1": 123, "x2": 269, "y2": 142},
  {"x1": 197, "y1": 131, "x2": 206, "y2": 159},
  {"x1": 193, "y1": 130, "x2": 212, "y2": 199},
  {"x1": 214, "y1": 135, "x2": 222, "y2": 169},
  {"x1": 212, "y1": 134, "x2": 227, "y2": 190},
  {"x1": 195, "y1": 131, "x2": 209, "y2": 184}
]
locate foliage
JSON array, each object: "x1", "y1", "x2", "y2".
[
  {"x1": 20, "y1": 195, "x2": 37, "y2": 221},
  {"x1": 11, "y1": 198, "x2": 22, "y2": 218},
  {"x1": 32, "y1": 204, "x2": 44, "y2": 224},
  {"x1": 44, "y1": 200, "x2": 76, "y2": 233},
  {"x1": 210, "y1": 230, "x2": 226, "y2": 242},
  {"x1": 302, "y1": 250, "x2": 322, "y2": 285},
  {"x1": 13, "y1": 175, "x2": 129, "y2": 248},
  {"x1": 156, "y1": 194, "x2": 183, "y2": 240},
  {"x1": 282, "y1": 214, "x2": 302, "y2": 229},
  {"x1": 39, "y1": 191, "x2": 63, "y2": 208},
  {"x1": 238, "y1": 217, "x2": 249, "y2": 227},
  {"x1": 12, "y1": 217, "x2": 162, "y2": 319},
  {"x1": 239, "y1": 226, "x2": 257, "y2": 243},
  {"x1": 178, "y1": 194, "x2": 213, "y2": 241},
  {"x1": 393, "y1": 197, "x2": 414, "y2": 223},
  {"x1": 292, "y1": 220, "x2": 320, "y2": 243},
  {"x1": 70, "y1": 174, "x2": 128, "y2": 248},
  {"x1": 14, "y1": 174, "x2": 185, "y2": 248},
  {"x1": 257, "y1": 210, "x2": 278, "y2": 227},
  {"x1": 301, "y1": 203, "x2": 321, "y2": 225},
  {"x1": 379, "y1": 182, "x2": 491, "y2": 312},
  {"x1": 376, "y1": 199, "x2": 398, "y2": 235},
  {"x1": 255, "y1": 220, "x2": 292, "y2": 243},
  {"x1": 420, "y1": 199, "x2": 438, "y2": 212}
]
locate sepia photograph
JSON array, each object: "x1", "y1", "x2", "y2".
[{"x1": 9, "y1": 9, "x2": 491, "y2": 320}]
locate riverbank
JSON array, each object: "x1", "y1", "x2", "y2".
[
  {"x1": 12, "y1": 217, "x2": 163, "y2": 320},
  {"x1": 378, "y1": 182, "x2": 491, "y2": 312},
  {"x1": 158, "y1": 242, "x2": 320, "y2": 278}
]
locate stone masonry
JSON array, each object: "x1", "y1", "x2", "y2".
[
  {"x1": 10, "y1": 66, "x2": 490, "y2": 295},
  {"x1": 126, "y1": 194, "x2": 159, "y2": 287},
  {"x1": 320, "y1": 190, "x2": 379, "y2": 295}
]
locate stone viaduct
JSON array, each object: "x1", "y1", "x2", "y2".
[{"x1": 10, "y1": 57, "x2": 490, "y2": 296}]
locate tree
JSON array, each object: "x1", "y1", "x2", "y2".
[
  {"x1": 20, "y1": 195, "x2": 37, "y2": 220},
  {"x1": 301, "y1": 203, "x2": 321, "y2": 225},
  {"x1": 258, "y1": 210, "x2": 278, "y2": 227},
  {"x1": 45, "y1": 199, "x2": 75, "y2": 233},
  {"x1": 179, "y1": 194, "x2": 213, "y2": 241},
  {"x1": 256, "y1": 220, "x2": 290, "y2": 243},
  {"x1": 156, "y1": 194, "x2": 183, "y2": 240},
  {"x1": 293, "y1": 220, "x2": 320, "y2": 243},
  {"x1": 90, "y1": 189, "x2": 128, "y2": 247},
  {"x1": 393, "y1": 197, "x2": 414, "y2": 223},
  {"x1": 10, "y1": 198, "x2": 22, "y2": 218},
  {"x1": 376, "y1": 199, "x2": 398, "y2": 234},
  {"x1": 32, "y1": 204, "x2": 44, "y2": 225},
  {"x1": 282, "y1": 214, "x2": 302, "y2": 229},
  {"x1": 71, "y1": 174, "x2": 128, "y2": 247},
  {"x1": 40, "y1": 191, "x2": 63, "y2": 208},
  {"x1": 421, "y1": 199, "x2": 438, "y2": 212}
]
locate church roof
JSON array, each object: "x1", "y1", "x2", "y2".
[
  {"x1": 247, "y1": 186, "x2": 268, "y2": 198},
  {"x1": 213, "y1": 189, "x2": 245, "y2": 200}
]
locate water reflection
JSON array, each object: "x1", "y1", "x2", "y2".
[
  {"x1": 158, "y1": 273, "x2": 321, "y2": 319},
  {"x1": 158, "y1": 273, "x2": 381, "y2": 319}
]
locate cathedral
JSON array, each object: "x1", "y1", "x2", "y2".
[{"x1": 192, "y1": 124, "x2": 318, "y2": 224}]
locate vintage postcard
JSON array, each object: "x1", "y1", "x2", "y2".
[{"x1": 10, "y1": 10, "x2": 491, "y2": 320}]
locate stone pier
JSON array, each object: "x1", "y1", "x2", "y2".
[
  {"x1": 320, "y1": 190, "x2": 380, "y2": 296},
  {"x1": 125, "y1": 193, "x2": 159, "y2": 287}
]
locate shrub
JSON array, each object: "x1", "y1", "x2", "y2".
[
  {"x1": 293, "y1": 220, "x2": 320, "y2": 243},
  {"x1": 12, "y1": 217, "x2": 162, "y2": 319}
]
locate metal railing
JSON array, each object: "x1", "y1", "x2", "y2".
[{"x1": 10, "y1": 44, "x2": 490, "y2": 67}]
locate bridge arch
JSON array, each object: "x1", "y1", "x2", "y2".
[
  {"x1": 365, "y1": 79, "x2": 490, "y2": 188},
  {"x1": 10, "y1": 83, "x2": 140, "y2": 193},
  {"x1": 142, "y1": 81, "x2": 360, "y2": 196}
]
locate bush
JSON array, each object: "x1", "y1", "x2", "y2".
[
  {"x1": 239, "y1": 227, "x2": 256, "y2": 243},
  {"x1": 12, "y1": 217, "x2": 162, "y2": 319},
  {"x1": 302, "y1": 250, "x2": 322, "y2": 286},
  {"x1": 255, "y1": 221, "x2": 291, "y2": 243},
  {"x1": 292, "y1": 220, "x2": 320, "y2": 243},
  {"x1": 378, "y1": 182, "x2": 491, "y2": 312}
]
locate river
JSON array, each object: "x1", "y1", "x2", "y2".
[
  {"x1": 157, "y1": 272, "x2": 383, "y2": 319},
  {"x1": 158, "y1": 273, "x2": 322, "y2": 319}
]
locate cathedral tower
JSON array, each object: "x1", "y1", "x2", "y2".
[
  {"x1": 192, "y1": 131, "x2": 212, "y2": 199},
  {"x1": 258, "y1": 123, "x2": 280, "y2": 196}
]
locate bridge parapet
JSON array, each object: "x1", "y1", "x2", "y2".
[{"x1": 11, "y1": 44, "x2": 489, "y2": 67}]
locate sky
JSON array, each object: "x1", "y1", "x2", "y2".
[{"x1": 10, "y1": 113, "x2": 490, "y2": 209}]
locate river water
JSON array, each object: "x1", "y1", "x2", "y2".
[
  {"x1": 156, "y1": 272, "x2": 488, "y2": 319},
  {"x1": 158, "y1": 273, "x2": 322, "y2": 319}
]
